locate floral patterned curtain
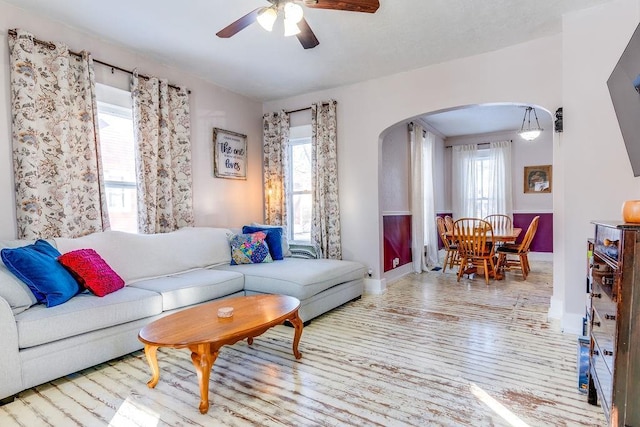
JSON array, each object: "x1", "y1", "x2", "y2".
[
  {"x1": 8, "y1": 29, "x2": 110, "y2": 239},
  {"x1": 262, "y1": 111, "x2": 290, "y2": 227},
  {"x1": 131, "y1": 75, "x2": 193, "y2": 234},
  {"x1": 311, "y1": 101, "x2": 342, "y2": 260}
]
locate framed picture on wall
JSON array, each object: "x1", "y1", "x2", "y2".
[
  {"x1": 213, "y1": 128, "x2": 247, "y2": 179},
  {"x1": 524, "y1": 165, "x2": 552, "y2": 193}
]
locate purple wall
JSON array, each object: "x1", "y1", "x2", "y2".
[{"x1": 513, "y1": 213, "x2": 553, "y2": 253}]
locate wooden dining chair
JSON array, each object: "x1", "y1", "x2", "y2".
[
  {"x1": 444, "y1": 215, "x2": 454, "y2": 234},
  {"x1": 436, "y1": 216, "x2": 459, "y2": 272},
  {"x1": 496, "y1": 216, "x2": 540, "y2": 280},
  {"x1": 483, "y1": 214, "x2": 513, "y2": 235},
  {"x1": 453, "y1": 218, "x2": 496, "y2": 285}
]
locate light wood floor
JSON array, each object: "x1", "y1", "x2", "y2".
[{"x1": 0, "y1": 261, "x2": 606, "y2": 427}]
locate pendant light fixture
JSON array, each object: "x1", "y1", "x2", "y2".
[{"x1": 518, "y1": 106, "x2": 543, "y2": 141}]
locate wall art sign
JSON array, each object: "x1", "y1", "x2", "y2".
[
  {"x1": 524, "y1": 165, "x2": 552, "y2": 193},
  {"x1": 213, "y1": 128, "x2": 247, "y2": 179}
]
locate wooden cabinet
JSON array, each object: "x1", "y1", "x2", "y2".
[{"x1": 587, "y1": 221, "x2": 640, "y2": 427}]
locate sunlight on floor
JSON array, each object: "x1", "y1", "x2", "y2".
[
  {"x1": 470, "y1": 383, "x2": 531, "y2": 427},
  {"x1": 108, "y1": 397, "x2": 159, "y2": 427}
]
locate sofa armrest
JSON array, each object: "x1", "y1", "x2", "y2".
[{"x1": 0, "y1": 296, "x2": 23, "y2": 400}]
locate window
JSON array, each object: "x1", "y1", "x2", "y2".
[
  {"x1": 287, "y1": 126, "x2": 312, "y2": 241},
  {"x1": 96, "y1": 84, "x2": 138, "y2": 233},
  {"x1": 472, "y1": 149, "x2": 493, "y2": 219}
]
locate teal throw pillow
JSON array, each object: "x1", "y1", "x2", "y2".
[
  {"x1": 1, "y1": 239, "x2": 82, "y2": 307},
  {"x1": 229, "y1": 232, "x2": 274, "y2": 265}
]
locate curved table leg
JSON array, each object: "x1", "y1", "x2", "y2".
[
  {"x1": 288, "y1": 311, "x2": 304, "y2": 359},
  {"x1": 247, "y1": 337, "x2": 254, "y2": 345},
  {"x1": 143, "y1": 344, "x2": 160, "y2": 388},
  {"x1": 189, "y1": 344, "x2": 219, "y2": 414}
]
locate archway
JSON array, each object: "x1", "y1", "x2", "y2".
[{"x1": 379, "y1": 103, "x2": 554, "y2": 282}]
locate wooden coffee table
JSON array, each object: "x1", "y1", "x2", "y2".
[{"x1": 138, "y1": 294, "x2": 303, "y2": 414}]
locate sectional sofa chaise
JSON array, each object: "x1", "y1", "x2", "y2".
[{"x1": 0, "y1": 227, "x2": 366, "y2": 402}]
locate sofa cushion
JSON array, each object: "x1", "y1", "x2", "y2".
[
  {"x1": 229, "y1": 232, "x2": 273, "y2": 265},
  {"x1": 54, "y1": 227, "x2": 233, "y2": 284},
  {"x1": 216, "y1": 258, "x2": 366, "y2": 300},
  {"x1": 128, "y1": 269, "x2": 245, "y2": 311},
  {"x1": 0, "y1": 239, "x2": 40, "y2": 315},
  {"x1": 58, "y1": 249, "x2": 125, "y2": 297},
  {"x1": 15, "y1": 286, "x2": 162, "y2": 349},
  {"x1": 1, "y1": 240, "x2": 81, "y2": 307}
]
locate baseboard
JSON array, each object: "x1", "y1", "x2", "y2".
[
  {"x1": 528, "y1": 251, "x2": 553, "y2": 262},
  {"x1": 383, "y1": 263, "x2": 413, "y2": 283},
  {"x1": 561, "y1": 312, "x2": 585, "y2": 335},
  {"x1": 364, "y1": 277, "x2": 386, "y2": 294},
  {"x1": 548, "y1": 295, "x2": 563, "y2": 320}
]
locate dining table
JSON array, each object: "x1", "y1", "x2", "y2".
[
  {"x1": 444, "y1": 227, "x2": 522, "y2": 244},
  {"x1": 444, "y1": 227, "x2": 522, "y2": 280}
]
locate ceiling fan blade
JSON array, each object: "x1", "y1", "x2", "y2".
[
  {"x1": 302, "y1": 0, "x2": 379, "y2": 13},
  {"x1": 216, "y1": 8, "x2": 263, "y2": 38},
  {"x1": 296, "y1": 18, "x2": 320, "y2": 49}
]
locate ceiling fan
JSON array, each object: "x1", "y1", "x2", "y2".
[{"x1": 216, "y1": 0, "x2": 380, "y2": 50}]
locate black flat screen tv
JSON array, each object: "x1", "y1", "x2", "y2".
[{"x1": 608, "y1": 22, "x2": 640, "y2": 177}]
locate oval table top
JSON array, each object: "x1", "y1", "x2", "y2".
[{"x1": 138, "y1": 294, "x2": 300, "y2": 348}]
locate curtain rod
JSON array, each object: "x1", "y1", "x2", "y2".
[
  {"x1": 285, "y1": 101, "x2": 332, "y2": 114},
  {"x1": 8, "y1": 29, "x2": 190, "y2": 93},
  {"x1": 445, "y1": 140, "x2": 513, "y2": 148}
]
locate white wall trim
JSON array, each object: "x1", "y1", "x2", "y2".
[
  {"x1": 383, "y1": 263, "x2": 413, "y2": 282},
  {"x1": 382, "y1": 211, "x2": 411, "y2": 216},
  {"x1": 511, "y1": 209, "x2": 553, "y2": 214},
  {"x1": 528, "y1": 252, "x2": 553, "y2": 261},
  {"x1": 364, "y1": 277, "x2": 387, "y2": 294},
  {"x1": 561, "y1": 312, "x2": 586, "y2": 335},
  {"x1": 548, "y1": 295, "x2": 563, "y2": 320}
]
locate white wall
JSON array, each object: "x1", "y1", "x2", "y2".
[
  {"x1": 557, "y1": 0, "x2": 640, "y2": 333},
  {"x1": 264, "y1": 35, "x2": 562, "y2": 285},
  {"x1": 0, "y1": 1, "x2": 264, "y2": 239},
  {"x1": 380, "y1": 125, "x2": 410, "y2": 213}
]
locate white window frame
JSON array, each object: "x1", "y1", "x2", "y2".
[
  {"x1": 287, "y1": 125, "x2": 313, "y2": 242},
  {"x1": 96, "y1": 83, "x2": 137, "y2": 232}
]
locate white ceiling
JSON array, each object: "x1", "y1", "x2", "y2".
[
  {"x1": 4, "y1": 0, "x2": 614, "y2": 103},
  {"x1": 422, "y1": 104, "x2": 554, "y2": 138}
]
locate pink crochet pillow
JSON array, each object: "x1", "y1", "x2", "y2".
[{"x1": 58, "y1": 249, "x2": 124, "y2": 297}]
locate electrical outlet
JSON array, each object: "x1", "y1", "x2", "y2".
[{"x1": 392, "y1": 257, "x2": 400, "y2": 268}]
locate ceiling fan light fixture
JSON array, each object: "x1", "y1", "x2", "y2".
[
  {"x1": 518, "y1": 106, "x2": 543, "y2": 141},
  {"x1": 257, "y1": 7, "x2": 277, "y2": 32},
  {"x1": 284, "y1": 18, "x2": 301, "y2": 37},
  {"x1": 284, "y1": 2, "x2": 304, "y2": 24}
]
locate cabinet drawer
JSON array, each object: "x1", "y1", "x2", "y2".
[
  {"x1": 590, "y1": 337, "x2": 613, "y2": 421},
  {"x1": 591, "y1": 305, "x2": 616, "y2": 342},
  {"x1": 591, "y1": 330, "x2": 614, "y2": 375},
  {"x1": 591, "y1": 280, "x2": 616, "y2": 313}
]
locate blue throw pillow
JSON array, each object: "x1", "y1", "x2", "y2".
[
  {"x1": 1, "y1": 239, "x2": 81, "y2": 307},
  {"x1": 242, "y1": 225, "x2": 284, "y2": 260}
]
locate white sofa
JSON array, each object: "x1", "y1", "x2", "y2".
[{"x1": 0, "y1": 227, "x2": 365, "y2": 402}]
